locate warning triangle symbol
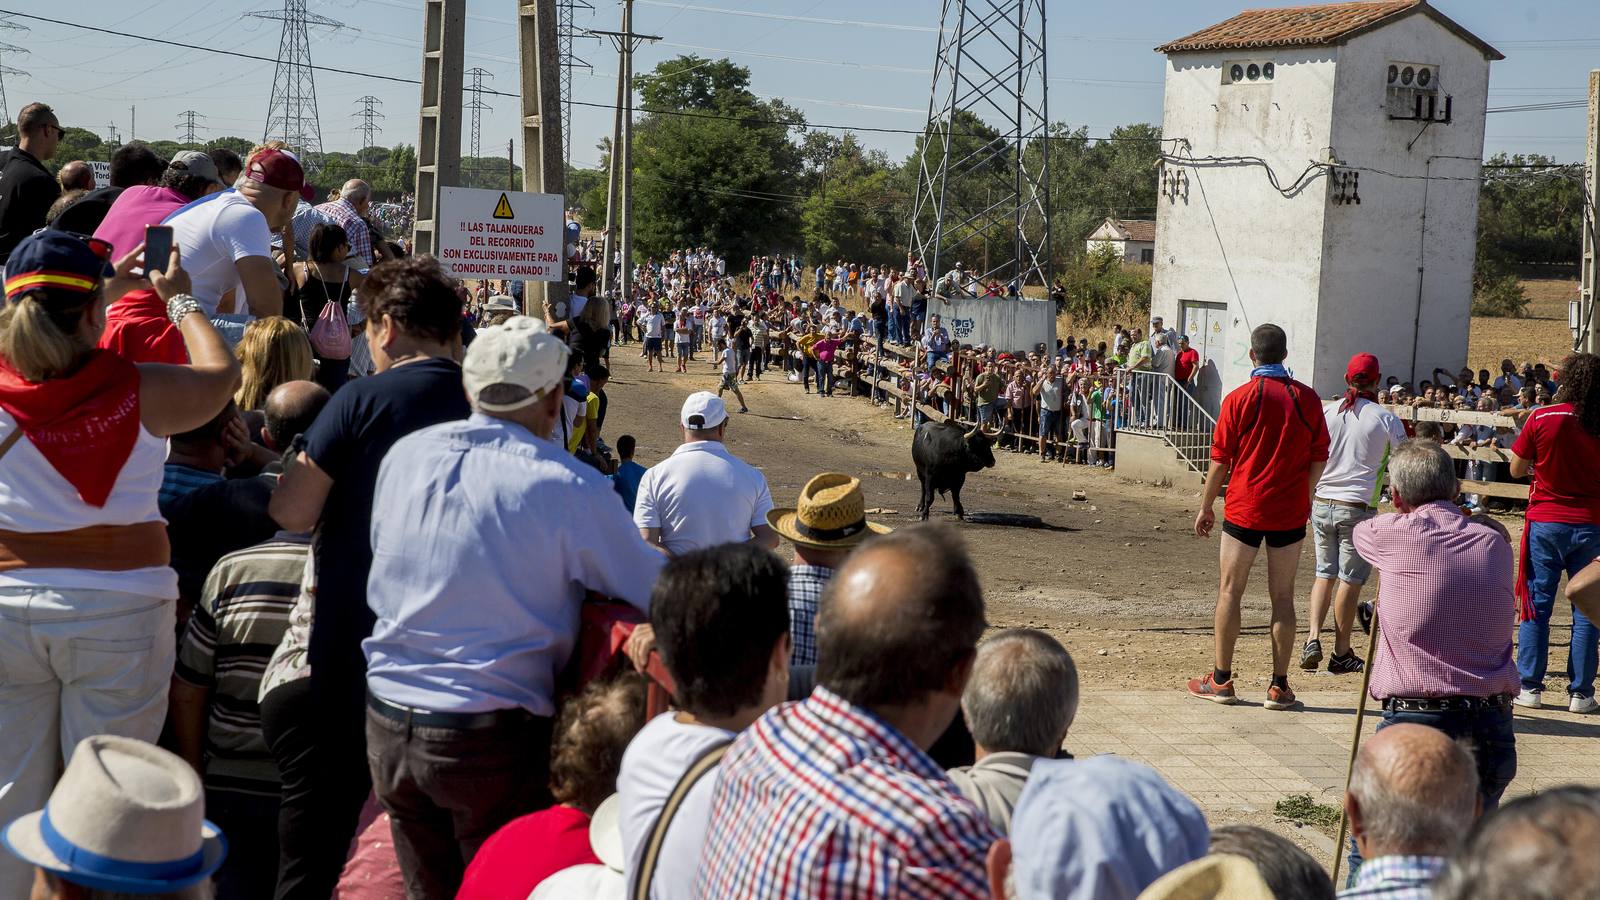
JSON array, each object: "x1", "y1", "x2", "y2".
[{"x1": 492, "y1": 193, "x2": 515, "y2": 220}]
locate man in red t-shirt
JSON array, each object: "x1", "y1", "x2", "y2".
[
  {"x1": 1174, "y1": 335, "x2": 1200, "y2": 386},
  {"x1": 1508, "y1": 352, "x2": 1600, "y2": 712},
  {"x1": 1189, "y1": 324, "x2": 1330, "y2": 710}
]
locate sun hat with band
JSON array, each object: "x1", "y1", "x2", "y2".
[
  {"x1": 768, "y1": 472, "x2": 891, "y2": 549},
  {"x1": 2, "y1": 735, "x2": 227, "y2": 894},
  {"x1": 462, "y1": 314, "x2": 569, "y2": 412}
]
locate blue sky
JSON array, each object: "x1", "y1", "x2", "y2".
[{"x1": 9, "y1": 0, "x2": 1596, "y2": 168}]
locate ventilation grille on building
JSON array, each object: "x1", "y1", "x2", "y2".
[
  {"x1": 1223, "y1": 60, "x2": 1275, "y2": 84},
  {"x1": 1385, "y1": 62, "x2": 1450, "y2": 123}
]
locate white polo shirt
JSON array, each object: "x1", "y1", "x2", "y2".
[{"x1": 633, "y1": 440, "x2": 773, "y2": 555}]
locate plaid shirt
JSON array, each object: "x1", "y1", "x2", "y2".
[
  {"x1": 1338, "y1": 854, "x2": 1447, "y2": 899},
  {"x1": 1352, "y1": 502, "x2": 1520, "y2": 699},
  {"x1": 786, "y1": 564, "x2": 832, "y2": 666},
  {"x1": 314, "y1": 197, "x2": 373, "y2": 268},
  {"x1": 697, "y1": 687, "x2": 998, "y2": 899}
]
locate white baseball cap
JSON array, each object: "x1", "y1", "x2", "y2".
[
  {"x1": 681, "y1": 391, "x2": 728, "y2": 430},
  {"x1": 463, "y1": 315, "x2": 568, "y2": 412}
]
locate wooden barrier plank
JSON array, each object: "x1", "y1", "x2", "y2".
[{"x1": 1383, "y1": 404, "x2": 1524, "y2": 428}]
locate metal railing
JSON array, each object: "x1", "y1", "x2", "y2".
[{"x1": 1114, "y1": 370, "x2": 1217, "y2": 475}]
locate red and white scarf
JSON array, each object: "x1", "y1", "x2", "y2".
[{"x1": 0, "y1": 351, "x2": 141, "y2": 508}]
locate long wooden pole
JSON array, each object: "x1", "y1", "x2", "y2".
[{"x1": 1331, "y1": 614, "x2": 1382, "y2": 887}]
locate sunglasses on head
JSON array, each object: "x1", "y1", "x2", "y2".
[{"x1": 38, "y1": 230, "x2": 115, "y2": 262}]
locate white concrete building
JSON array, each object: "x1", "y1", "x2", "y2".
[
  {"x1": 1150, "y1": 0, "x2": 1500, "y2": 412},
  {"x1": 1086, "y1": 218, "x2": 1157, "y2": 265}
]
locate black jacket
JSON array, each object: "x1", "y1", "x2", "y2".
[{"x1": 0, "y1": 148, "x2": 59, "y2": 262}]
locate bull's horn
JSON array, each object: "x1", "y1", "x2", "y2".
[
  {"x1": 964, "y1": 424, "x2": 980, "y2": 439},
  {"x1": 981, "y1": 421, "x2": 1000, "y2": 437}
]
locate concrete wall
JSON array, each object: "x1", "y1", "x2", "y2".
[
  {"x1": 1318, "y1": 16, "x2": 1490, "y2": 393},
  {"x1": 1087, "y1": 238, "x2": 1156, "y2": 264},
  {"x1": 929, "y1": 296, "x2": 1057, "y2": 354},
  {"x1": 1150, "y1": 49, "x2": 1338, "y2": 399},
  {"x1": 1113, "y1": 431, "x2": 1205, "y2": 489}
]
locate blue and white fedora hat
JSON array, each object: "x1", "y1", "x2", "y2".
[{"x1": 2, "y1": 735, "x2": 226, "y2": 894}]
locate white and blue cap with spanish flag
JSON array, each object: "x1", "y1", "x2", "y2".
[{"x1": 4, "y1": 230, "x2": 116, "y2": 305}]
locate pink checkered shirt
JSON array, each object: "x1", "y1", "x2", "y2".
[
  {"x1": 1352, "y1": 502, "x2": 1520, "y2": 699},
  {"x1": 314, "y1": 197, "x2": 373, "y2": 268},
  {"x1": 696, "y1": 687, "x2": 997, "y2": 899}
]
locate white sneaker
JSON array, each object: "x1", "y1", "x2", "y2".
[
  {"x1": 1513, "y1": 689, "x2": 1543, "y2": 709},
  {"x1": 1571, "y1": 694, "x2": 1599, "y2": 714}
]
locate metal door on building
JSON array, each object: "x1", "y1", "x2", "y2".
[{"x1": 1180, "y1": 300, "x2": 1227, "y2": 416}]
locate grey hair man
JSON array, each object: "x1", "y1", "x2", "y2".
[
  {"x1": 314, "y1": 178, "x2": 379, "y2": 269},
  {"x1": 1210, "y1": 824, "x2": 1333, "y2": 900},
  {"x1": 56, "y1": 160, "x2": 95, "y2": 192},
  {"x1": 1340, "y1": 723, "x2": 1479, "y2": 897},
  {"x1": 1433, "y1": 786, "x2": 1600, "y2": 900},
  {"x1": 947, "y1": 628, "x2": 1077, "y2": 832}
]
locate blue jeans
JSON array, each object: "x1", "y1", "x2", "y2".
[
  {"x1": 1345, "y1": 705, "x2": 1517, "y2": 886},
  {"x1": 1518, "y1": 521, "x2": 1600, "y2": 697}
]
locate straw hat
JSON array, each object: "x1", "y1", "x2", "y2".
[
  {"x1": 768, "y1": 473, "x2": 891, "y2": 549},
  {"x1": 2, "y1": 735, "x2": 226, "y2": 894}
]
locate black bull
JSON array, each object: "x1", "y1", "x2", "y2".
[{"x1": 912, "y1": 420, "x2": 998, "y2": 521}]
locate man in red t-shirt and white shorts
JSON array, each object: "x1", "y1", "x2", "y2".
[{"x1": 1190, "y1": 324, "x2": 1330, "y2": 710}]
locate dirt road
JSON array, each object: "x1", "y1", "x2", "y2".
[{"x1": 603, "y1": 342, "x2": 1399, "y2": 696}]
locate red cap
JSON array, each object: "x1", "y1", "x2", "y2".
[
  {"x1": 1346, "y1": 352, "x2": 1381, "y2": 385},
  {"x1": 245, "y1": 148, "x2": 316, "y2": 202}
]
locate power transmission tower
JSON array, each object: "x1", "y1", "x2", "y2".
[
  {"x1": 247, "y1": 0, "x2": 344, "y2": 173},
  {"x1": 556, "y1": 0, "x2": 596, "y2": 166},
  {"x1": 465, "y1": 67, "x2": 493, "y2": 183},
  {"x1": 594, "y1": 2, "x2": 660, "y2": 302},
  {"x1": 105, "y1": 122, "x2": 120, "y2": 145},
  {"x1": 910, "y1": 0, "x2": 1052, "y2": 295},
  {"x1": 352, "y1": 95, "x2": 384, "y2": 152},
  {"x1": 176, "y1": 110, "x2": 204, "y2": 145},
  {"x1": 0, "y1": 16, "x2": 30, "y2": 128}
]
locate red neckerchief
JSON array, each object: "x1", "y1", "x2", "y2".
[
  {"x1": 1339, "y1": 388, "x2": 1378, "y2": 414},
  {"x1": 0, "y1": 350, "x2": 141, "y2": 507}
]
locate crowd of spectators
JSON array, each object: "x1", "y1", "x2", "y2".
[{"x1": 9, "y1": 103, "x2": 1600, "y2": 900}]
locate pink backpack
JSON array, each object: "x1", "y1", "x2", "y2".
[{"x1": 305, "y1": 267, "x2": 353, "y2": 360}]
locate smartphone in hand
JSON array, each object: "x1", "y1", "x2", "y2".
[{"x1": 143, "y1": 225, "x2": 174, "y2": 275}]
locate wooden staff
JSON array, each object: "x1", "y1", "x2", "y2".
[{"x1": 1331, "y1": 610, "x2": 1382, "y2": 886}]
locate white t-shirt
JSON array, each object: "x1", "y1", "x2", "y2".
[
  {"x1": 644, "y1": 312, "x2": 664, "y2": 339},
  {"x1": 617, "y1": 714, "x2": 733, "y2": 900},
  {"x1": 167, "y1": 191, "x2": 273, "y2": 315},
  {"x1": 1316, "y1": 398, "x2": 1409, "y2": 505},
  {"x1": 720, "y1": 347, "x2": 737, "y2": 375},
  {"x1": 633, "y1": 441, "x2": 773, "y2": 555}
]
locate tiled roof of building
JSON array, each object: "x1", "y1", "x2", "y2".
[
  {"x1": 1114, "y1": 219, "x2": 1157, "y2": 243},
  {"x1": 1155, "y1": 1, "x2": 1502, "y2": 60}
]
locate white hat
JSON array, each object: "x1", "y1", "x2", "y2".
[
  {"x1": 680, "y1": 391, "x2": 728, "y2": 430},
  {"x1": 588, "y1": 794, "x2": 624, "y2": 871},
  {"x1": 484, "y1": 294, "x2": 518, "y2": 313},
  {"x1": 2, "y1": 735, "x2": 227, "y2": 894},
  {"x1": 463, "y1": 315, "x2": 568, "y2": 412}
]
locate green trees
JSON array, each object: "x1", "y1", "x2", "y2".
[{"x1": 1472, "y1": 153, "x2": 1583, "y2": 317}]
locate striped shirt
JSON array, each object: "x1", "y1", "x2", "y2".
[
  {"x1": 175, "y1": 534, "x2": 310, "y2": 796},
  {"x1": 786, "y1": 564, "x2": 832, "y2": 666},
  {"x1": 314, "y1": 197, "x2": 374, "y2": 268},
  {"x1": 159, "y1": 463, "x2": 223, "y2": 511},
  {"x1": 696, "y1": 687, "x2": 998, "y2": 899}
]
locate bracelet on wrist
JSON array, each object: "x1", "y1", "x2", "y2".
[{"x1": 166, "y1": 294, "x2": 203, "y2": 326}]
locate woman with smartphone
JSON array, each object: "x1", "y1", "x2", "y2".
[
  {"x1": 0, "y1": 232, "x2": 240, "y2": 898},
  {"x1": 290, "y1": 222, "x2": 364, "y2": 393}
]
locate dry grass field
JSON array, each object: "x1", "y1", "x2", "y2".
[{"x1": 1468, "y1": 278, "x2": 1579, "y2": 372}]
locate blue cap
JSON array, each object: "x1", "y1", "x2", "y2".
[
  {"x1": 1009, "y1": 756, "x2": 1209, "y2": 900},
  {"x1": 5, "y1": 230, "x2": 117, "y2": 304}
]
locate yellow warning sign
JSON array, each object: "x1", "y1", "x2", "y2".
[{"x1": 492, "y1": 193, "x2": 515, "y2": 220}]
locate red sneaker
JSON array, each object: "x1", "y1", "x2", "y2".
[
  {"x1": 1187, "y1": 672, "x2": 1238, "y2": 705},
  {"x1": 1265, "y1": 684, "x2": 1300, "y2": 711}
]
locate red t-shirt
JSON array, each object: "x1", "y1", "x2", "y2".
[
  {"x1": 99, "y1": 288, "x2": 188, "y2": 365},
  {"x1": 1174, "y1": 348, "x2": 1200, "y2": 383},
  {"x1": 456, "y1": 805, "x2": 599, "y2": 900},
  {"x1": 1211, "y1": 376, "x2": 1331, "y2": 531},
  {"x1": 1510, "y1": 403, "x2": 1600, "y2": 524}
]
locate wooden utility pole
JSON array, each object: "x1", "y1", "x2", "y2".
[
  {"x1": 412, "y1": 0, "x2": 465, "y2": 256},
  {"x1": 1581, "y1": 70, "x2": 1599, "y2": 353},
  {"x1": 520, "y1": 0, "x2": 567, "y2": 314},
  {"x1": 508, "y1": 138, "x2": 515, "y2": 190},
  {"x1": 594, "y1": 3, "x2": 660, "y2": 307}
]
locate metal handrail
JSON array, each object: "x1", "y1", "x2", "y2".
[{"x1": 1113, "y1": 369, "x2": 1216, "y2": 475}]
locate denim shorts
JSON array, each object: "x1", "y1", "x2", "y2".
[{"x1": 1312, "y1": 499, "x2": 1375, "y2": 584}]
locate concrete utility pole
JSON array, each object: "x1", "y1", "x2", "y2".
[
  {"x1": 520, "y1": 0, "x2": 568, "y2": 314},
  {"x1": 1582, "y1": 70, "x2": 1600, "y2": 353},
  {"x1": 594, "y1": 2, "x2": 661, "y2": 306},
  {"x1": 412, "y1": 0, "x2": 465, "y2": 256},
  {"x1": 508, "y1": 138, "x2": 516, "y2": 190}
]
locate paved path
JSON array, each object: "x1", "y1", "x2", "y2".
[{"x1": 1070, "y1": 687, "x2": 1600, "y2": 817}]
